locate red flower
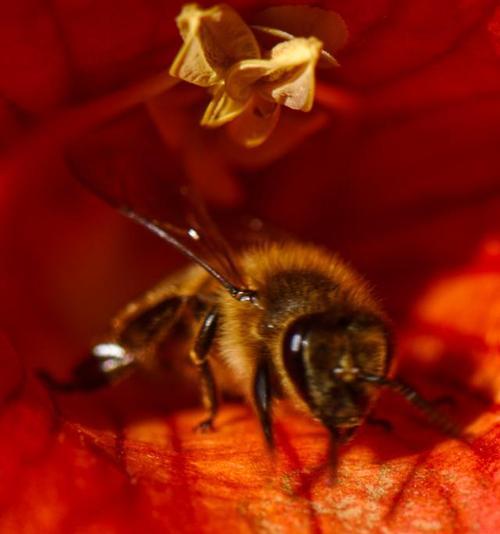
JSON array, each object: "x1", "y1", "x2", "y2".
[{"x1": 1, "y1": 1, "x2": 500, "y2": 532}]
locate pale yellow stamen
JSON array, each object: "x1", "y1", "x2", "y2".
[
  {"x1": 168, "y1": 3, "x2": 345, "y2": 147},
  {"x1": 169, "y1": 4, "x2": 260, "y2": 87}
]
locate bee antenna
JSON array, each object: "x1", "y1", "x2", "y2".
[{"x1": 359, "y1": 373, "x2": 463, "y2": 439}]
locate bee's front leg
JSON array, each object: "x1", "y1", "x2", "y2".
[
  {"x1": 253, "y1": 360, "x2": 274, "y2": 448},
  {"x1": 190, "y1": 306, "x2": 220, "y2": 433}
]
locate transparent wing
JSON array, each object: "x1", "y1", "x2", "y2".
[{"x1": 65, "y1": 106, "x2": 253, "y2": 300}]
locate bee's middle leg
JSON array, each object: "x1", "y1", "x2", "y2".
[{"x1": 190, "y1": 306, "x2": 219, "y2": 432}]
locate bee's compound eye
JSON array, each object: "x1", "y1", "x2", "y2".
[{"x1": 282, "y1": 317, "x2": 314, "y2": 401}]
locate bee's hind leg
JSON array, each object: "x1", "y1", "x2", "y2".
[
  {"x1": 190, "y1": 306, "x2": 220, "y2": 433},
  {"x1": 38, "y1": 295, "x2": 186, "y2": 393},
  {"x1": 37, "y1": 343, "x2": 135, "y2": 393}
]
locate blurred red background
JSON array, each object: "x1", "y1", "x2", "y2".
[{"x1": 1, "y1": 0, "x2": 499, "y2": 532}]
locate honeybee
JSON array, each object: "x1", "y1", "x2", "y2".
[{"x1": 40, "y1": 125, "x2": 459, "y2": 448}]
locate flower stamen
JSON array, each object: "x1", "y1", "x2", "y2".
[{"x1": 168, "y1": 3, "x2": 347, "y2": 148}]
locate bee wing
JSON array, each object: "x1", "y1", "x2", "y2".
[{"x1": 65, "y1": 107, "x2": 250, "y2": 298}]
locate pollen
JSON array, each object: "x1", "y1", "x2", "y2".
[{"x1": 169, "y1": 3, "x2": 344, "y2": 148}]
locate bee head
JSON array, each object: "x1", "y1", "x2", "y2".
[{"x1": 282, "y1": 309, "x2": 391, "y2": 431}]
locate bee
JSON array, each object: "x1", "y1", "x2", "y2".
[{"x1": 39, "y1": 125, "x2": 459, "y2": 449}]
